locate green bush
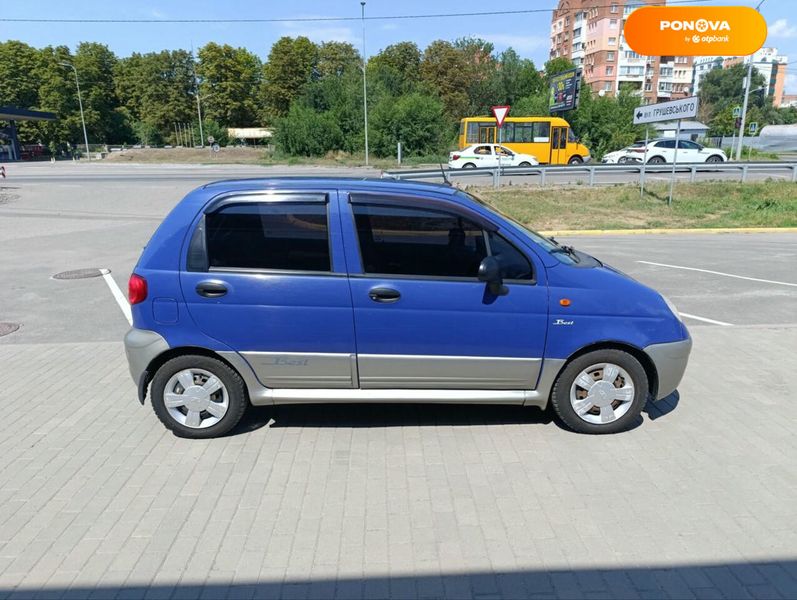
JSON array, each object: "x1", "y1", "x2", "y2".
[
  {"x1": 274, "y1": 104, "x2": 344, "y2": 156},
  {"x1": 370, "y1": 93, "x2": 451, "y2": 158}
]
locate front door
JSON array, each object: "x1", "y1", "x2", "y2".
[
  {"x1": 550, "y1": 127, "x2": 568, "y2": 164},
  {"x1": 179, "y1": 191, "x2": 357, "y2": 388},
  {"x1": 341, "y1": 192, "x2": 548, "y2": 391}
]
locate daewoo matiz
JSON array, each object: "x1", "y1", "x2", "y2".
[{"x1": 124, "y1": 178, "x2": 691, "y2": 438}]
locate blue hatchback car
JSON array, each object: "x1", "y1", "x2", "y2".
[{"x1": 124, "y1": 178, "x2": 691, "y2": 437}]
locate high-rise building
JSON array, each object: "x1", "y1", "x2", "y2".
[{"x1": 550, "y1": 0, "x2": 694, "y2": 104}]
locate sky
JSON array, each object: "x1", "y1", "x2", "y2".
[{"x1": 2, "y1": 0, "x2": 797, "y2": 91}]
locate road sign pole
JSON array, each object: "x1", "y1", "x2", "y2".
[
  {"x1": 668, "y1": 119, "x2": 681, "y2": 207},
  {"x1": 640, "y1": 127, "x2": 649, "y2": 198},
  {"x1": 497, "y1": 126, "x2": 502, "y2": 189}
]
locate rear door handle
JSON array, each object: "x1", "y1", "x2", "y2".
[
  {"x1": 368, "y1": 287, "x2": 401, "y2": 303},
  {"x1": 196, "y1": 280, "x2": 228, "y2": 298}
]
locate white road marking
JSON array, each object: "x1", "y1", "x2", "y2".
[
  {"x1": 637, "y1": 260, "x2": 797, "y2": 288},
  {"x1": 679, "y1": 312, "x2": 733, "y2": 326},
  {"x1": 101, "y1": 269, "x2": 132, "y2": 325}
]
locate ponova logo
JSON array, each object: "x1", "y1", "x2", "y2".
[
  {"x1": 659, "y1": 19, "x2": 730, "y2": 32},
  {"x1": 625, "y1": 6, "x2": 766, "y2": 56}
]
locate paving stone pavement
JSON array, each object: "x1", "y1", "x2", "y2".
[{"x1": 1, "y1": 325, "x2": 796, "y2": 599}]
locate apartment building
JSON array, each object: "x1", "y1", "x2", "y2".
[{"x1": 550, "y1": 0, "x2": 693, "y2": 104}]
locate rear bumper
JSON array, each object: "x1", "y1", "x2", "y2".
[
  {"x1": 124, "y1": 328, "x2": 169, "y2": 386},
  {"x1": 644, "y1": 336, "x2": 693, "y2": 400}
]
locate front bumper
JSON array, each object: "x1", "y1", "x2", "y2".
[{"x1": 644, "y1": 336, "x2": 693, "y2": 400}]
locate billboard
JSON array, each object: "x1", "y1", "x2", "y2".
[{"x1": 549, "y1": 68, "x2": 580, "y2": 113}]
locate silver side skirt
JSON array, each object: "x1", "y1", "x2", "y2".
[{"x1": 250, "y1": 388, "x2": 548, "y2": 408}]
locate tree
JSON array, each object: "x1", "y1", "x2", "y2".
[
  {"x1": 114, "y1": 50, "x2": 196, "y2": 144},
  {"x1": 494, "y1": 49, "x2": 544, "y2": 106},
  {"x1": 570, "y1": 85, "x2": 644, "y2": 160},
  {"x1": 197, "y1": 43, "x2": 262, "y2": 127},
  {"x1": 420, "y1": 40, "x2": 470, "y2": 119},
  {"x1": 370, "y1": 93, "x2": 450, "y2": 158},
  {"x1": 699, "y1": 63, "x2": 766, "y2": 113},
  {"x1": 367, "y1": 42, "x2": 421, "y2": 96},
  {"x1": 317, "y1": 42, "x2": 360, "y2": 79},
  {"x1": 0, "y1": 41, "x2": 42, "y2": 108},
  {"x1": 261, "y1": 36, "x2": 318, "y2": 118},
  {"x1": 274, "y1": 104, "x2": 343, "y2": 156}
]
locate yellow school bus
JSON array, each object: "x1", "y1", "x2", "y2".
[{"x1": 458, "y1": 116, "x2": 591, "y2": 165}]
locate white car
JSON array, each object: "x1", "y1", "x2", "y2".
[
  {"x1": 448, "y1": 144, "x2": 539, "y2": 169},
  {"x1": 601, "y1": 141, "x2": 646, "y2": 164},
  {"x1": 621, "y1": 139, "x2": 727, "y2": 164}
]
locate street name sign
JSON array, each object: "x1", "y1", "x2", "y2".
[{"x1": 633, "y1": 96, "x2": 699, "y2": 125}]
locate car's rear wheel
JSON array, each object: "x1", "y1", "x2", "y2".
[
  {"x1": 550, "y1": 349, "x2": 648, "y2": 434},
  {"x1": 462, "y1": 163, "x2": 476, "y2": 169},
  {"x1": 151, "y1": 355, "x2": 248, "y2": 438},
  {"x1": 647, "y1": 155, "x2": 666, "y2": 164},
  {"x1": 568, "y1": 156, "x2": 583, "y2": 165},
  {"x1": 706, "y1": 155, "x2": 724, "y2": 163}
]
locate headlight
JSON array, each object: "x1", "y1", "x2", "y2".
[{"x1": 661, "y1": 295, "x2": 682, "y2": 322}]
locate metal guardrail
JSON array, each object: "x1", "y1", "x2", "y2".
[{"x1": 384, "y1": 161, "x2": 797, "y2": 187}]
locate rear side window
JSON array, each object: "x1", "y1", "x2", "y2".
[{"x1": 206, "y1": 202, "x2": 330, "y2": 272}]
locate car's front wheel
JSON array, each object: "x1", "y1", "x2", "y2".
[
  {"x1": 518, "y1": 161, "x2": 532, "y2": 167},
  {"x1": 550, "y1": 349, "x2": 648, "y2": 434},
  {"x1": 151, "y1": 355, "x2": 248, "y2": 438},
  {"x1": 706, "y1": 155, "x2": 724, "y2": 163}
]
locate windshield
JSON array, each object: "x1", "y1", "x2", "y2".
[{"x1": 457, "y1": 190, "x2": 579, "y2": 265}]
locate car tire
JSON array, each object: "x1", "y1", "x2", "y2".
[
  {"x1": 151, "y1": 354, "x2": 248, "y2": 439},
  {"x1": 462, "y1": 163, "x2": 476, "y2": 169},
  {"x1": 550, "y1": 349, "x2": 649, "y2": 435},
  {"x1": 647, "y1": 156, "x2": 666, "y2": 164},
  {"x1": 706, "y1": 155, "x2": 724, "y2": 163},
  {"x1": 518, "y1": 161, "x2": 532, "y2": 167},
  {"x1": 568, "y1": 156, "x2": 583, "y2": 165}
]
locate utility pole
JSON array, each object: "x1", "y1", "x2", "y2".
[
  {"x1": 192, "y1": 45, "x2": 205, "y2": 147},
  {"x1": 59, "y1": 62, "x2": 90, "y2": 161},
  {"x1": 361, "y1": 1, "x2": 369, "y2": 166},
  {"x1": 737, "y1": 0, "x2": 767, "y2": 161}
]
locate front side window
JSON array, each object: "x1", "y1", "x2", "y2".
[
  {"x1": 206, "y1": 202, "x2": 330, "y2": 271},
  {"x1": 352, "y1": 204, "x2": 532, "y2": 281}
]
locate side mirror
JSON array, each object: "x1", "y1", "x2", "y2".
[{"x1": 478, "y1": 256, "x2": 508, "y2": 296}]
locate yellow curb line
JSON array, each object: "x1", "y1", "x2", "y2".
[{"x1": 539, "y1": 227, "x2": 797, "y2": 236}]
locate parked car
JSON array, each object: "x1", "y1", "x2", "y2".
[
  {"x1": 125, "y1": 178, "x2": 691, "y2": 438},
  {"x1": 448, "y1": 144, "x2": 539, "y2": 169},
  {"x1": 621, "y1": 139, "x2": 727, "y2": 164},
  {"x1": 601, "y1": 141, "x2": 646, "y2": 164}
]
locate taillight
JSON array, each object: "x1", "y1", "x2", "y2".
[
  {"x1": 128, "y1": 274, "x2": 148, "y2": 305},
  {"x1": 452, "y1": 154, "x2": 460, "y2": 160}
]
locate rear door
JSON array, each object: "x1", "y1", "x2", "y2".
[
  {"x1": 340, "y1": 191, "x2": 549, "y2": 391},
  {"x1": 179, "y1": 191, "x2": 357, "y2": 389}
]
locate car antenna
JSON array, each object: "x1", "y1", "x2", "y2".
[{"x1": 439, "y1": 163, "x2": 451, "y2": 186}]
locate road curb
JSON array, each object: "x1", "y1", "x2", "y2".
[{"x1": 539, "y1": 227, "x2": 797, "y2": 236}]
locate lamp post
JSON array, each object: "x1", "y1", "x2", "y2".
[
  {"x1": 361, "y1": 1, "x2": 369, "y2": 166},
  {"x1": 59, "y1": 62, "x2": 91, "y2": 161}
]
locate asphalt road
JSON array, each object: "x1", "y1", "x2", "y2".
[{"x1": 1, "y1": 164, "x2": 796, "y2": 598}]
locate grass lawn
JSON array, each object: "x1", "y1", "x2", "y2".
[{"x1": 474, "y1": 181, "x2": 797, "y2": 231}]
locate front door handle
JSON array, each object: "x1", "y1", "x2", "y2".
[
  {"x1": 368, "y1": 287, "x2": 401, "y2": 303},
  {"x1": 196, "y1": 280, "x2": 228, "y2": 298}
]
